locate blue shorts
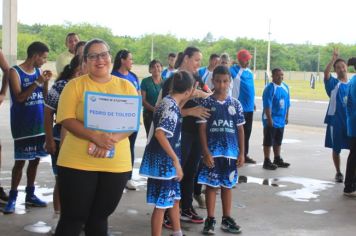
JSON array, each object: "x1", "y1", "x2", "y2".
[
  {"x1": 147, "y1": 178, "x2": 181, "y2": 209},
  {"x1": 14, "y1": 135, "x2": 48, "y2": 160},
  {"x1": 325, "y1": 124, "x2": 350, "y2": 154},
  {"x1": 198, "y1": 157, "x2": 238, "y2": 189}
]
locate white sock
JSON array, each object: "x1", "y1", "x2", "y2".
[{"x1": 172, "y1": 230, "x2": 183, "y2": 236}]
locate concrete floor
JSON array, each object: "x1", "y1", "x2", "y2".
[{"x1": 0, "y1": 100, "x2": 355, "y2": 236}]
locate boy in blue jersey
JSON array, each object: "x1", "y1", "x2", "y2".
[
  {"x1": 139, "y1": 71, "x2": 195, "y2": 236},
  {"x1": 230, "y1": 49, "x2": 256, "y2": 164},
  {"x1": 4, "y1": 42, "x2": 52, "y2": 214},
  {"x1": 162, "y1": 53, "x2": 177, "y2": 80},
  {"x1": 323, "y1": 48, "x2": 350, "y2": 183},
  {"x1": 262, "y1": 68, "x2": 290, "y2": 170},
  {"x1": 198, "y1": 65, "x2": 245, "y2": 234},
  {"x1": 344, "y1": 58, "x2": 356, "y2": 197},
  {"x1": 198, "y1": 53, "x2": 220, "y2": 90}
]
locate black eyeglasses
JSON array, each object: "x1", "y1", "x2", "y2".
[{"x1": 87, "y1": 51, "x2": 110, "y2": 61}]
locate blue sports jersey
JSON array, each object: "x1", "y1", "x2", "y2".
[
  {"x1": 139, "y1": 96, "x2": 182, "y2": 179},
  {"x1": 10, "y1": 66, "x2": 45, "y2": 140},
  {"x1": 346, "y1": 75, "x2": 356, "y2": 137},
  {"x1": 262, "y1": 82, "x2": 290, "y2": 128},
  {"x1": 161, "y1": 68, "x2": 176, "y2": 81},
  {"x1": 230, "y1": 65, "x2": 255, "y2": 112},
  {"x1": 197, "y1": 96, "x2": 245, "y2": 159},
  {"x1": 198, "y1": 67, "x2": 214, "y2": 89},
  {"x1": 324, "y1": 76, "x2": 348, "y2": 127},
  {"x1": 112, "y1": 71, "x2": 140, "y2": 91}
]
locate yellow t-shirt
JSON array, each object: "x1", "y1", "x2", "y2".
[{"x1": 56, "y1": 74, "x2": 138, "y2": 172}]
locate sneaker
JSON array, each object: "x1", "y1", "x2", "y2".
[
  {"x1": 335, "y1": 172, "x2": 343, "y2": 183},
  {"x1": 180, "y1": 208, "x2": 204, "y2": 223},
  {"x1": 3, "y1": 198, "x2": 16, "y2": 214},
  {"x1": 273, "y1": 157, "x2": 290, "y2": 168},
  {"x1": 0, "y1": 187, "x2": 9, "y2": 204},
  {"x1": 163, "y1": 212, "x2": 172, "y2": 229},
  {"x1": 194, "y1": 194, "x2": 206, "y2": 209},
  {"x1": 25, "y1": 194, "x2": 47, "y2": 207},
  {"x1": 202, "y1": 217, "x2": 216, "y2": 235},
  {"x1": 344, "y1": 191, "x2": 356, "y2": 198},
  {"x1": 221, "y1": 216, "x2": 242, "y2": 234},
  {"x1": 245, "y1": 156, "x2": 256, "y2": 164},
  {"x1": 125, "y1": 180, "x2": 137, "y2": 190},
  {"x1": 263, "y1": 159, "x2": 278, "y2": 170}
]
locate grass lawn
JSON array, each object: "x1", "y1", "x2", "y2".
[{"x1": 254, "y1": 79, "x2": 329, "y2": 101}]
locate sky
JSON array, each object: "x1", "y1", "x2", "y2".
[{"x1": 1, "y1": 0, "x2": 356, "y2": 46}]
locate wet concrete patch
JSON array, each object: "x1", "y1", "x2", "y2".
[{"x1": 304, "y1": 209, "x2": 328, "y2": 215}]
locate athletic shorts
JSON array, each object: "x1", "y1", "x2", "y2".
[
  {"x1": 325, "y1": 124, "x2": 350, "y2": 154},
  {"x1": 147, "y1": 177, "x2": 181, "y2": 209},
  {"x1": 263, "y1": 126, "x2": 284, "y2": 146},
  {"x1": 14, "y1": 135, "x2": 48, "y2": 160},
  {"x1": 198, "y1": 157, "x2": 238, "y2": 189}
]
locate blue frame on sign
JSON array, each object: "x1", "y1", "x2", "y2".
[{"x1": 84, "y1": 91, "x2": 142, "y2": 133}]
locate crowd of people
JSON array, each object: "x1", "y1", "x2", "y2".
[{"x1": 0, "y1": 33, "x2": 355, "y2": 236}]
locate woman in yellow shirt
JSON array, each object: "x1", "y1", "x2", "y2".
[{"x1": 55, "y1": 39, "x2": 137, "y2": 236}]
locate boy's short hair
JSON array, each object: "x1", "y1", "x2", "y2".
[
  {"x1": 272, "y1": 67, "x2": 283, "y2": 76},
  {"x1": 168, "y1": 53, "x2": 176, "y2": 58},
  {"x1": 27, "y1": 41, "x2": 49, "y2": 58},
  {"x1": 209, "y1": 53, "x2": 220, "y2": 61},
  {"x1": 333, "y1": 58, "x2": 347, "y2": 69},
  {"x1": 213, "y1": 65, "x2": 231, "y2": 79}
]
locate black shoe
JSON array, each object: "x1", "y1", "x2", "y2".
[
  {"x1": 180, "y1": 208, "x2": 204, "y2": 223},
  {"x1": 0, "y1": 187, "x2": 9, "y2": 204},
  {"x1": 221, "y1": 216, "x2": 242, "y2": 234},
  {"x1": 273, "y1": 157, "x2": 290, "y2": 168},
  {"x1": 335, "y1": 172, "x2": 343, "y2": 183},
  {"x1": 263, "y1": 159, "x2": 278, "y2": 170},
  {"x1": 202, "y1": 217, "x2": 216, "y2": 235},
  {"x1": 245, "y1": 156, "x2": 256, "y2": 164}
]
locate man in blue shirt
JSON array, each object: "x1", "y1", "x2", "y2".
[
  {"x1": 262, "y1": 68, "x2": 290, "y2": 170},
  {"x1": 344, "y1": 58, "x2": 356, "y2": 197},
  {"x1": 162, "y1": 53, "x2": 177, "y2": 80},
  {"x1": 230, "y1": 49, "x2": 256, "y2": 164}
]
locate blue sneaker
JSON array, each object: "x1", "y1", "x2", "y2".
[
  {"x1": 25, "y1": 194, "x2": 47, "y2": 207},
  {"x1": 3, "y1": 190, "x2": 17, "y2": 214},
  {"x1": 25, "y1": 186, "x2": 47, "y2": 207}
]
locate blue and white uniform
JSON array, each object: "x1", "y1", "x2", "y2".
[
  {"x1": 139, "y1": 96, "x2": 182, "y2": 208},
  {"x1": 230, "y1": 65, "x2": 255, "y2": 112},
  {"x1": 197, "y1": 96, "x2": 245, "y2": 188},
  {"x1": 112, "y1": 71, "x2": 140, "y2": 91},
  {"x1": 324, "y1": 76, "x2": 349, "y2": 153},
  {"x1": 10, "y1": 65, "x2": 47, "y2": 160},
  {"x1": 45, "y1": 79, "x2": 69, "y2": 175},
  {"x1": 161, "y1": 68, "x2": 176, "y2": 81},
  {"x1": 262, "y1": 82, "x2": 290, "y2": 128},
  {"x1": 198, "y1": 67, "x2": 214, "y2": 90}
]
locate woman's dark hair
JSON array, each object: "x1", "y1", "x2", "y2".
[
  {"x1": 148, "y1": 59, "x2": 163, "y2": 72},
  {"x1": 174, "y1": 46, "x2": 201, "y2": 69},
  {"x1": 56, "y1": 55, "x2": 80, "y2": 82},
  {"x1": 74, "y1": 41, "x2": 87, "y2": 55},
  {"x1": 112, "y1": 49, "x2": 130, "y2": 71},
  {"x1": 27, "y1": 41, "x2": 49, "y2": 58},
  {"x1": 213, "y1": 65, "x2": 231, "y2": 79},
  {"x1": 171, "y1": 70, "x2": 194, "y2": 94},
  {"x1": 272, "y1": 67, "x2": 283, "y2": 76},
  {"x1": 333, "y1": 58, "x2": 347, "y2": 69},
  {"x1": 83, "y1": 38, "x2": 110, "y2": 62}
]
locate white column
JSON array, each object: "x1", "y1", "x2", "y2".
[{"x1": 2, "y1": 0, "x2": 17, "y2": 66}]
